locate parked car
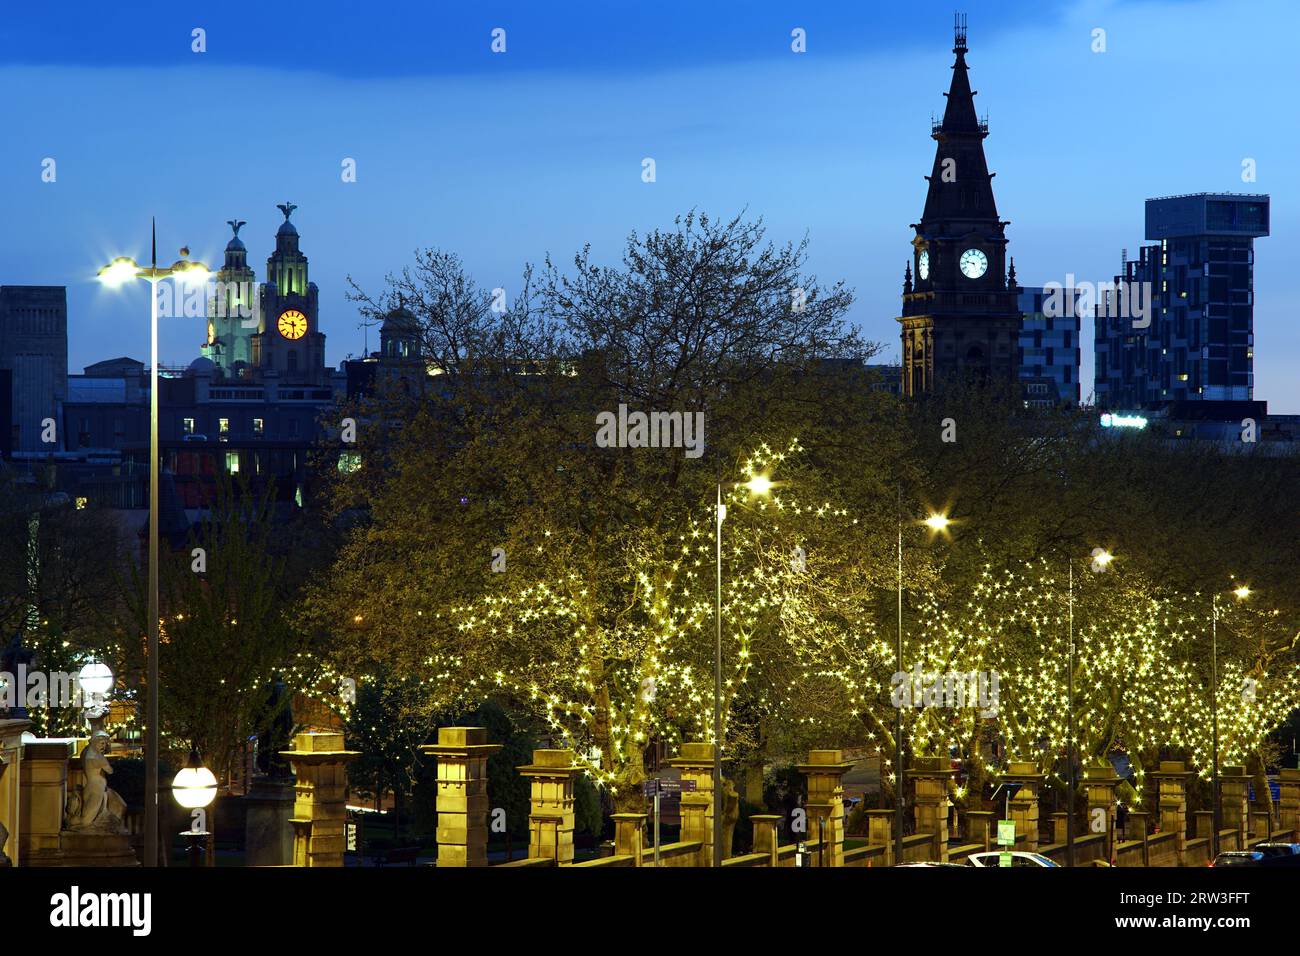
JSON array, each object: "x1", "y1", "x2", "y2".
[
  {"x1": 967, "y1": 851, "x2": 1059, "y2": 868},
  {"x1": 893, "y1": 861, "x2": 968, "y2": 867},
  {"x1": 1253, "y1": 843, "x2": 1300, "y2": 866},
  {"x1": 1254, "y1": 842, "x2": 1300, "y2": 857},
  {"x1": 1211, "y1": 851, "x2": 1264, "y2": 867}
]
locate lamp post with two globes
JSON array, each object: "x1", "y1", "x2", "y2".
[{"x1": 98, "y1": 222, "x2": 211, "y2": 868}]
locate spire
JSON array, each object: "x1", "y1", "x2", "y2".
[
  {"x1": 1007, "y1": 256, "x2": 1017, "y2": 287},
  {"x1": 920, "y1": 16, "x2": 999, "y2": 225},
  {"x1": 903, "y1": 262, "x2": 913, "y2": 295},
  {"x1": 939, "y1": 13, "x2": 982, "y2": 135}
]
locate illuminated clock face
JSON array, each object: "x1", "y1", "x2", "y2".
[
  {"x1": 277, "y1": 309, "x2": 307, "y2": 340},
  {"x1": 918, "y1": 250, "x2": 930, "y2": 280},
  {"x1": 959, "y1": 248, "x2": 988, "y2": 279}
]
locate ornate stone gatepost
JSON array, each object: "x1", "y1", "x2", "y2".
[
  {"x1": 1278, "y1": 768, "x2": 1300, "y2": 839},
  {"x1": 668, "y1": 742, "x2": 717, "y2": 865},
  {"x1": 421, "y1": 726, "x2": 501, "y2": 867},
  {"x1": 20, "y1": 741, "x2": 71, "y2": 866},
  {"x1": 908, "y1": 757, "x2": 955, "y2": 862},
  {"x1": 611, "y1": 812, "x2": 646, "y2": 865},
  {"x1": 1219, "y1": 766, "x2": 1249, "y2": 847},
  {"x1": 1082, "y1": 760, "x2": 1121, "y2": 862},
  {"x1": 1001, "y1": 761, "x2": 1045, "y2": 852},
  {"x1": 0, "y1": 719, "x2": 31, "y2": 866},
  {"x1": 798, "y1": 749, "x2": 854, "y2": 867},
  {"x1": 1151, "y1": 761, "x2": 1191, "y2": 865},
  {"x1": 518, "y1": 749, "x2": 581, "y2": 865},
  {"x1": 281, "y1": 732, "x2": 359, "y2": 867}
]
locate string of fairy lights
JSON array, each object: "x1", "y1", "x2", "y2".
[
  {"x1": 33, "y1": 439, "x2": 1290, "y2": 807},
  {"x1": 283, "y1": 437, "x2": 1300, "y2": 806}
]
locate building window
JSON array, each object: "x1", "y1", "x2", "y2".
[
  {"x1": 183, "y1": 417, "x2": 195, "y2": 435},
  {"x1": 253, "y1": 417, "x2": 264, "y2": 436},
  {"x1": 225, "y1": 451, "x2": 239, "y2": 474},
  {"x1": 218, "y1": 417, "x2": 230, "y2": 438}
]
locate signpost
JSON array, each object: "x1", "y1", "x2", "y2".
[
  {"x1": 643, "y1": 777, "x2": 697, "y2": 867},
  {"x1": 997, "y1": 818, "x2": 1015, "y2": 867}
]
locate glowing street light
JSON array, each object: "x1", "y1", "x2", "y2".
[
  {"x1": 173, "y1": 747, "x2": 218, "y2": 868},
  {"x1": 98, "y1": 221, "x2": 210, "y2": 870},
  {"x1": 923, "y1": 512, "x2": 951, "y2": 532}
]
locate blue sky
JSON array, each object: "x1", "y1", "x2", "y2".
[{"x1": 2, "y1": 0, "x2": 1295, "y2": 410}]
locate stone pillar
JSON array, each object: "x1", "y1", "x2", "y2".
[
  {"x1": 1195, "y1": 810, "x2": 1215, "y2": 841},
  {"x1": 908, "y1": 757, "x2": 956, "y2": 861},
  {"x1": 0, "y1": 720, "x2": 31, "y2": 866},
  {"x1": 19, "y1": 741, "x2": 70, "y2": 866},
  {"x1": 244, "y1": 775, "x2": 295, "y2": 868},
  {"x1": 1051, "y1": 811, "x2": 1069, "y2": 846},
  {"x1": 1219, "y1": 766, "x2": 1249, "y2": 842},
  {"x1": 1278, "y1": 769, "x2": 1300, "y2": 838},
  {"x1": 518, "y1": 749, "x2": 581, "y2": 865},
  {"x1": 750, "y1": 814, "x2": 782, "y2": 867},
  {"x1": 1082, "y1": 761, "x2": 1121, "y2": 862},
  {"x1": 611, "y1": 812, "x2": 646, "y2": 865},
  {"x1": 966, "y1": 811, "x2": 994, "y2": 852},
  {"x1": 668, "y1": 742, "x2": 717, "y2": 865},
  {"x1": 797, "y1": 749, "x2": 854, "y2": 867},
  {"x1": 864, "y1": 809, "x2": 895, "y2": 866},
  {"x1": 281, "y1": 732, "x2": 359, "y2": 867},
  {"x1": 1002, "y1": 762, "x2": 1045, "y2": 851},
  {"x1": 1151, "y1": 761, "x2": 1190, "y2": 864},
  {"x1": 1127, "y1": 810, "x2": 1150, "y2": 865},
  {"x1": 420, "y1": 726, "x2": 501, "y2": 867}
]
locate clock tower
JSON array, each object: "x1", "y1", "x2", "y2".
[
  {"x1": 898, "y1": 17, "x2": 1021, "y2": 397},
  {"x1": 253, "y1": 202, "x2": 328, "y2": 385}
]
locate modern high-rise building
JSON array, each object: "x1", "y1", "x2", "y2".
[
  {"x1": 897, "y1": 17, "x2": 1022, "y2": 397},
  {"x1": 1094, "y1": 193, "x2": 1269, "y2": 410},
  {"x1": 1017, "y1": 287, "x2": 1081, "y2": 407},
  {"x1": 0, "y1": 285, "x2": 68, "y2": 453}
]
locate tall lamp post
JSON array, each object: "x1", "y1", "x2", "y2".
[
  {"x1": 1210, "y1": 583, "x2": 1251, "y2": 859},
  {"x1": 893, "y1": 493, "x2": 951, "y2": 866},
  {"x1": 713, "y1": 472, "x2": 773, "y2": 866},
  {"x1": 98, "y1": 223, "x2": 210, "y2": 868},
  {"x1": 1066, "y1": 547, "x2": 1113, "y2": 868}
]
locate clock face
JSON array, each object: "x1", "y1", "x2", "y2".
[
  {"x1": 959, "y1": 248, "x2": 989, "y2": 280},
  {"x1": 277, "y1": 309, "x2": 307, "y2": 340},
  {"x1": 918, "y1": 250, "x2": 930, "y2": 280}
]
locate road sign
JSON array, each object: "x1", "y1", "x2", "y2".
[
  {"x1": 642, "y1": 778, "x2": 697, "y2": 796},
  {"x1": 997, "y1": 819, "x2": 1015, "y2": 846}
]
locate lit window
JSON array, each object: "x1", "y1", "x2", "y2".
[
  {"x1": 225, "y1": 451, "x2": 239, "y2": 474},
  {"x1": 252, "y1": 417, "x2": 264, "y2": 435},
  {"x1": 183, "y1": 417, "x2": 195, "y2": 435},
  {"x1": 219, "y1": 417, "x2": 230, "y2": 435}
]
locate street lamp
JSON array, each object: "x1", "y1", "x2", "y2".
[
  {"x1": 98, "y1": 221, "x2": 210, "y2": 869},
  {"x1": 172, "y1": 747, "x2": 218, "y2": 867},
  {"x1": 1210, "y1": 582, "x2": 1251, "y2": 858},
  {"x1": 713, "y1": 472, "x2": 774, "y2": 866},
  {"x1": 894, "y1": 493, "x2": 952, "y2": 866},
  {"x1": 1064, "y1": 547, "x2": 1113, "y2": 868},
  {"x1": 76, "y1": 660, "x2": 114, "y2": 711}
]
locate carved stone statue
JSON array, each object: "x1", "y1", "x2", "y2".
[{"x1": 65, "y1": 728, "x2": 127, "y2": 833}]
